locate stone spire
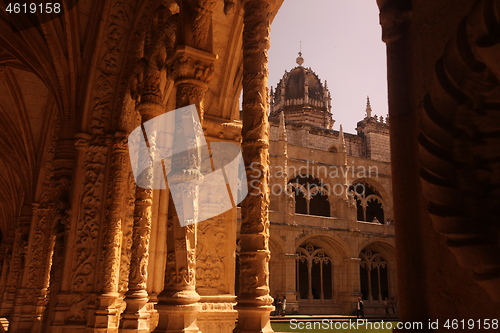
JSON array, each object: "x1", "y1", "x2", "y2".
[
  {"x1": 366, "y1": 96, "x2": 372, "y2": 118},
  {"x1": 278, "y1": 111, "x2": 287, "y2": 141},
  {"x1": 338, "y1": 124, "x2": 346, "y2": 153}
]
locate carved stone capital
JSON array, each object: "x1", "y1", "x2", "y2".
[{"x1": 171, "y1": 45, "x2": 217, "y2": 85}]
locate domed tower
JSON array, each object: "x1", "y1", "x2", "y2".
[{"x1": 270, "y1": 53, "x2": 334, "y2": 129}]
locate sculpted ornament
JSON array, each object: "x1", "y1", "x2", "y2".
[
  {"x1": 179, "y1": 0, "x2": 217, "y2": 50},
  {"x1": 377, "y1": 0, "x2": 412, "y2": 43},
  {"x1": 419, "y1": 0, "x2": 500, "y2": 300},
  {"x1": 196, "y1": 219, "x2": 228, "y2": 291}
]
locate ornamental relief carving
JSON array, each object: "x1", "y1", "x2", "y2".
[
  {"x1": 68, "y1": 141, "x2": 108, "y2": 319},
  {"x1": 20, "y1": 118, "x2": 61, "y2": 310},
  {"x1": 6, "y1": 216, "x2": 30, "y2": 291},
  {"x1": 130, "y1": 4, "x2": 177, "y2": 109},
  {"x1": 200, "y1": 302, "x2": 235, "y2": 311},
  {"x1": 171, "y1": 53, "x2": 215, "y2": 84},
  {"x1": 178, "y1": 0, "x2": 217, "y2": 51},
  {"x1": 99, "y1": 133, "x2": 129, "y2": 294},
  {"x1": 419, "y1": 0, "x2": 500, "y2": 300},
  {"x1": 118, "y1": 172, "x2": 136, "y2": 295},
  {"x1": 165, "y1": 266, "x2": 196, "y2": 287},
  {"x1": 196, "y1": 219, "x2": 228, "y2": 292},
  {"x1": 128, "y1": 190, "x2": 153, "y2": 290}
]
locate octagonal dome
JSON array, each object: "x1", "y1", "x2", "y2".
[{"x1": 270, "y1": 54, "x2": 333, "y2": 129}]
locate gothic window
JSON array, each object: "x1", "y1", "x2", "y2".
[
  {"x1": 296, "y1": 244, "x2": 332, "y2": 300},
  {"x1": 359, "y1": 249, "x2": 389, "y2": 301},
  {"x1": 349, "y1": 182, "x2": 385, "y2": 222},
  {"x1": 289, "y1": 175, "x2": 330, "y2": 217}
]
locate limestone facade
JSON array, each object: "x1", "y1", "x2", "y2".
[{"x1": 260, "y1": 59, "x2": 395, "y2": 316}]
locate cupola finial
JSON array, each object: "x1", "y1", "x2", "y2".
[{"x1": 296, "y1": 41, "x2": 304, "y2": 66}]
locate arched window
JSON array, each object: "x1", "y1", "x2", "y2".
[
  {"x1": 289, "y1": 175, "x2": 330, "y2": 217},
  {"x1": 349, "y1": 182, "x2": 385, "y2": 222},
  {"x1": 296, "y1": 244, "x2": 332, "y2": 300},
  {"x1": 359, "y1": 249, "x2": 388, "y2": 301}
]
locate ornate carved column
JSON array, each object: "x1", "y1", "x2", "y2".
[
  {"x1": 0, "y1": 241, "x2": 12, "y2": 315},
  {"x1": 0, "y1": 205, "x2": 30, "y2": 318},
  {"x1": 119, "y1": 4, "x2": 179, "y2": 331},
  {"x1": 49, "y1": 135, "x2": 107, "y2": 331},
  {"x1": 152, "y1": 43, "x2": 215, "y2": 333},
  {"x1": 233, "y1": 0, "x2": 275, "y2": 332},
  {"x1": 120, "y1": 57, "x2": 168, "y2": 333},
  {"x1": 91, "y1": 132, "x2": 129, "y2": 331},
  {"x1": 10, "y1": 203, "x2": 56, "y2": 332},
  {"x1": 10, "y1": 130, "x2": 74, "y2": 332}
]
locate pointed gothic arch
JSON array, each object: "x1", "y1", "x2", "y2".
[
  {"x1": 288, "y1": 175, "x2": 330, "y2": 217},
  {"x1": 349, "y1": 181, "x2": 385, "y2": 222}
]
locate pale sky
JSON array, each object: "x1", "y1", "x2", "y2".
[{"x1": 268, "y1": 0, "x2": 388, "y2": 134}]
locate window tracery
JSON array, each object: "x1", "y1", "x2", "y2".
[
  {"x1": 359, "y1": 249, "x2": 388, "y2": 301},
  {"x1": 296, "y1": 243, "x2": 332, "y2": 300},
  {"x1": 289, "y1": 175, "x2": 330, "y2": 217},
  {"x1": 349, "y1": 182, "x2": 384, "y2": 222}
]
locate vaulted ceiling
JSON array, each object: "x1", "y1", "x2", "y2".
[{"x1": 0, "y1": 0, "x2": 252, "y2": 240}]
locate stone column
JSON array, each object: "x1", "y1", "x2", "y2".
[
  {"x1": 119, "y1": 6, "x2": 177, "y2": 329},
  {"x1": 92, "y1": 132, "x2": 129, "y2": 331},
  {"x1": 9, "y1": 203, "x2": 54, "y2": 332},
  {"x1": 0, "y1": 240, "x2": 12, "y2": 316},
  {"x1": 153, "y1": 45, "x2": 215, "y2": 333},
  {"x1": 233, "y1": 0, "x2": 276, "y2": 332},
  {"x1": 120, "y1": 73, "x2": 166, "y2": 333},
  {"x1": 283, "y1": 254, "x2": 298, "y2": 314},
  {"x1": 377, "y1": 0, "x2": 429, "y2": 324},
  {"x1": 49, "y1": 135, "x2": 108, "y2": 332},
  {"x1": 11, "y1": 134, "x2": 74, "y2": 333},
  {"x1": 0, "y1": 205, "x2": 30, "y2": 318},
  {"x1": 340, "y1": 257, "x2": 361, "y2": 314}
]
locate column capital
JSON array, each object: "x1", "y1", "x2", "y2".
[{"x1": 171, "y1": 45, "x2": 217, "y2": 86}]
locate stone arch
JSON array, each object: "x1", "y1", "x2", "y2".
[
  {"x1": 288, "y1": 174, "x2": 330, "y2": 217},
  {"x1": 350, "y1": 177, "x2": 391, "y2": 206},
  {"x1": 418, "y1": 0, "x2": 500, "y2": 301},
  {"x1": 349, "y1": 178, "x2": 388, "y2": 222},
  {"x1": 294, "y1": 234, "x2": 350, "y2": 304},
  {"x1": 357, "y1": 241, "x2": 397, "y2": 303},
  {"x1": 357, "y1": 239, "x2": 396, "y2": 264},
  {"x1": 296, "y1": 233, "x2": 351, "y2": 258}
]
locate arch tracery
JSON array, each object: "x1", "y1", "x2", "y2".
[
  {"x1": 288, "y1": 175, "x2": 330, "y2": 217},
  {"x1": 349, "y1": 181, "x2": 385, "y2": 222},
  {"x1": 296, "y1": 243, "x2": 333, "y2": 301}
]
